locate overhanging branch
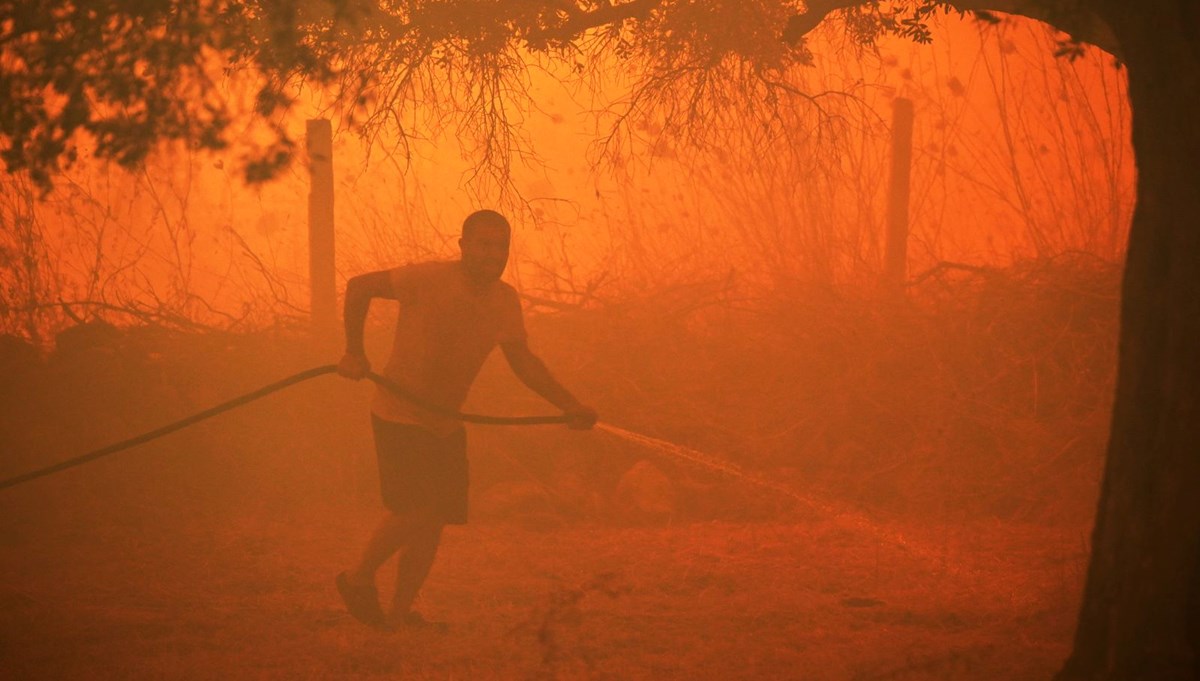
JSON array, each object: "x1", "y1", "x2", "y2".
[
  {"x1": 783, "y1": 0, "x2": 1120, "y2": 60},
  {"x1": 527, "y1": 0, "x2": 662, "y2": 44},
  {"x1": 952, "y1": 0, "x2": 1120, "y2": 58}
]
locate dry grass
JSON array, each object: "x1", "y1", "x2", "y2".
[{"x1": 510, "y1": 254, "x2": 1117, "y2": 528}]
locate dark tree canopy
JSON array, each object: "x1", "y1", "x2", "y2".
[
  {"x1": 0, "y1": 0, "x2": 333, "y2": 188},
  {"x1": 2, "y1": 0, "x2": 1051, "y2": 190}
]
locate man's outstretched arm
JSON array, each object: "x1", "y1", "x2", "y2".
[
  {"x1": 501, "y1": 340, "x2": 597, "y2": 429},
  {"x1": 338, "y1": 270, "x2": 395, "y2": 379}
]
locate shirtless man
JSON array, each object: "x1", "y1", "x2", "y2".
[{"x1": 335, "y1": 209, "x2": 596, "y2": 629}]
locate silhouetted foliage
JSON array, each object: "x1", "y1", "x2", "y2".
[
  {"x1": 2, "y1": 0, "x2": 971, "y2": 190},
  {"x1": 0, "y1": 0, "x2": 333, "y2": 189}
]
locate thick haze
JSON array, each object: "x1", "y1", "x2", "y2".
[{"x1": 0, "y1": 9, "x2": 1133, "y2": 680}]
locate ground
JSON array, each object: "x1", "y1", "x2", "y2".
[{"x1": 0, "y1": 500, "x2": 1084, "y2": 680}]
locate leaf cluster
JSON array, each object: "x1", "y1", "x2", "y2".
[
  {"x1": 838, "y1": 1, "x2": 958, "y2": 47},
  {"x1": 0, "y1": 0, "x2": 333, "y2": 190}
]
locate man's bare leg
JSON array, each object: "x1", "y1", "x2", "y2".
[
  {"x1": 338, "y1": 511, "x2": 438, "y2": 629},
  {"x1": 391, "y1": 522, "x2": 444, "y2": 615},
  {"x1": 346, "y1": 511, "x2": 422, "y2": 587}
]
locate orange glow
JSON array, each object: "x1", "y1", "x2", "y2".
[{"x1": 0, "y1": 10, "x2": 1124, "y2": 680}]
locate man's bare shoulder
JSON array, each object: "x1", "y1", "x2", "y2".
[
  {"x1": 497, "y1": 279, "x2": 520, "y2": 297},
  {"x1": 391, "y1": 259, "x2": 457, "y2": 282},
  {"x1": 494, "y1": 280, "x2": 525, "y2": 307},
  {"x1": 384, "y1": 260, "x2": 457, "y2": 301},
  {"x1": 393, "y1": 259, "x2": 456, "y2": 274}
]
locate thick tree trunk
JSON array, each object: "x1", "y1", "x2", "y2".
[{"x1": 1058, "y1": 3, "x2": 1200, "y2": 680}]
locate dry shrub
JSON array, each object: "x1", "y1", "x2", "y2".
[{"x1": 522, "y1": 253, "x2": 1118, "y2": 528}]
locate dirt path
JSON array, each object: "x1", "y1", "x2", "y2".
[{"x1": 0, "y1": 497, "x2": 1086, "y2": 680}]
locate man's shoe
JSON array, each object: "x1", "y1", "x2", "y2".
[
  {"x1": 336, "y1": 572, "x2": 387, "y2": 628},
  {"x1": 390, "y1": 610, "x2": 449, "y2": 633}
]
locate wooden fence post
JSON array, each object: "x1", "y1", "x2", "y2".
[
  {"x1": 307, "y1": 119, "x2": 336, "y2": 338},
  {"x1": 885, "y1": 97, "x2": 914, "y2": 296}
]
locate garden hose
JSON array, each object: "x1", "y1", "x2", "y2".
[
  {"x1": 0, "y1": 365, "x2": 930, "y2": 559},
  {"x1": 0, "y1": 364, "x2": 570, "y2": 492}
]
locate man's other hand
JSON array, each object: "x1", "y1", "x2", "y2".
[
  {"x1": 337, "y1": 353, "x2": 371, "y2": 380},
  {"x1": 564, "y1": 404, "x2": 598, "y2": 430}
]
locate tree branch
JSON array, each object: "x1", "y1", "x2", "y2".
[
  {"x1": 527, "y1": 0, "x2": 662, "y2": 44},
  {"x1": 952, "y1": 0, "x2": 1120, "y2": 58},
  {"x1": 783, "y1": 0, "x2": 1120, "y2": 60}
]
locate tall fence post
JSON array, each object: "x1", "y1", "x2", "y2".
[
  {"x1": 307, "y1": 119, "x2": 336, "y2": 339},
  {"x1": 885, "y1": 97, "x2": 914, "y2": 296}
]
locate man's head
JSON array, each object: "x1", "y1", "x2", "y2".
[{"x1": 459, "y1": 209, "x2": 511, "y2": 284}]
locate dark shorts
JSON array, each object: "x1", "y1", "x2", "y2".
[{"x1": 372, "y1": 415, "x2": 468, "y2": 525}]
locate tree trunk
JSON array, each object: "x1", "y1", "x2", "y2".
[{"x1": 1058, "y1": 3, "x2": 1200, "y2": 679}]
